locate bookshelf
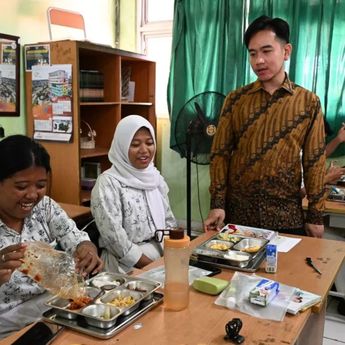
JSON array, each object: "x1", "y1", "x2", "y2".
[{"x1": 25, "y1": 40, "x2": 156, "y2": 205}]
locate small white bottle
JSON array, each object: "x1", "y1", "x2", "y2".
[{"x1": 265, "y1": 244, "x2": 278, "y2": 273}]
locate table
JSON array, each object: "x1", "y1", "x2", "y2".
[
  {"x1": 2, "y1": 232, "x2": 345, "y2": 345},
  {"x1": 302, "y1": 197, "x2": 345, "y2": 228},
  {"x1": 59, "y1": 202, "x2": 92, "y2": 224}
]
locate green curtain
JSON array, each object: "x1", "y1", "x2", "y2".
[
  {"x1": 167, "y1": 0, "x2": 248, "y2": 154},
  {"x1": 168, "y1": 0, "x2": 345, "y2": 156}
]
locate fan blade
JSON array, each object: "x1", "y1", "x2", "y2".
[{"x1": 194, "y1": 102, "x2": 207, "y2": 126}]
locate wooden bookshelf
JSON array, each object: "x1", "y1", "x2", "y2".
[{"x1": 25, "y1": 40, "x2": 156, "y2": 205}]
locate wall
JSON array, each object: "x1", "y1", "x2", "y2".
[
  {"x1": 0, "y1": 0, "x2": 204, "y2": 226},
  {"x1": 157, "y1": 118, "x2": 211, "y2": 228},
  {"x1": 119, "y1": 0, "x2": 137, "y2": 53},
  {"x1": 0, "y1": 0, "x2": 115, "y2": 136}
]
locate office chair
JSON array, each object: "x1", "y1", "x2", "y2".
[{"x1": 47, "y1": 7, "x2": 87, "y2": 41}]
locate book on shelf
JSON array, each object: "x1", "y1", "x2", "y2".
[
  {"x1": 79, "y1": 70, "x2": 104, "y2": 101},
  {"x1": 287, "y1": 288, "x2": 322, "y2": 315}
]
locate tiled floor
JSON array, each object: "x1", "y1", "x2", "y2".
[{"x1": 323, "y1": 296, "x2": 345, "y2": 345}]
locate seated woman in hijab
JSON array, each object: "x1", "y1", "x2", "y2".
[{"x1": 91, "y1": 115, "x2": 177, "y2": 273}]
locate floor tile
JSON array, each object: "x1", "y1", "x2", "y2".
[
  {"x1": 323, "y1": 296, "x2": 345, "y2": 344},
  {"x1": 323, "y1": 338, "x2": 345, "y2": 345},
  {"x1": 324, "y1": 318, "x2": 345, "y2": 342}
]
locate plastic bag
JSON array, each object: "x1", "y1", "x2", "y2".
[
  {"x1": 18, "y1": 241, "x2": 85, "y2": 301},
  {"x1": 215, "y1": 272, "x2": 296, "y2": 321}
]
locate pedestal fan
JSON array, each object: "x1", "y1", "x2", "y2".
[{"x1": 173, "y1": 91, "x2": 226, "y2": 237}]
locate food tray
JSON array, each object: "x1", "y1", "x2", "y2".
[
  {"x1": 220, "y1": 224, "x2": 276, "y2": 240},
  {"x1": 44, "y1": 273, "x2": 161, "y2": 330},
  {"x1": 328, "y1": 186, "x2": 345, "y2": 202},
  {"x1": 42, "y1": 292, "x2": 164, "y2": 339},
  {"x1": 192, "y1": 224, "x2": 275, "y2": 272}
]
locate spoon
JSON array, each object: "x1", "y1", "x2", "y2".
[{"x1": 94, "y1": 284, "x2": 118, "y2": 300}]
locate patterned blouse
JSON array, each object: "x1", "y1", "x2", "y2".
[
  {"x1": 0, "y1": 196, "x2": 90, "y2": 313},
  {"x1": 209, "y1": 75, "x2": 326, "y2": 231},
  {"x1": 91, "y1": 174, "x2": 177, "y2": 271}
]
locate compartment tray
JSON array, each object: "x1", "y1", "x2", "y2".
[
  {"x1": 42, "y1": 292, "x2": 164, "y2": 339},
  {"x1": 191, "y1": 247, "x2": 266, "y2": 272}
]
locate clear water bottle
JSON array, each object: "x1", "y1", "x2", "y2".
[{"x1": 163, "y1": 228, "x2": 190, "y2": 311}]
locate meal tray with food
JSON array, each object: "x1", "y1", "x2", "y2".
[
  {"x1": 42, "y1": 292, "x2": 164, "y2": 339},
  {"x1": 44, "y1": 273, "x2": 161, "y2": 330},
  {"x1": 192, "y1": 224, "x2": 273, "y2": 272},
  {"x1": 220, "y1": 224, "x2": 276, "y2": 240}
]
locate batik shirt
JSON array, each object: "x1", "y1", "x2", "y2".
[
  {"x1": 209, "y1": 75, "x2": 326, "y2": 231},
  {"x1": 0, "y1": 196, "x2": 90, "y2": 312},
  {"x1": 91, "y1": 174, "x2": 177, "y2": 270}
]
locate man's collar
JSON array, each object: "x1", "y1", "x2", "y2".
[{"x1": 248, "y1": 73, "x2": 294, "y2": 95}]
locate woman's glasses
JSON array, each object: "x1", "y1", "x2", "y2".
[
  {"x1": 154, "y1": 228, "x2": 185, "y2": 242},
  {"x1": 154, "y1": 229, "x2": 172, "y2": 243}
]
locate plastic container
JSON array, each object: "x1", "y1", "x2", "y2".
[{"x1": 163, "y1": 228, "x2": 190, "y2": 311}]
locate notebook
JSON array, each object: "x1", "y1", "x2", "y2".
[{"x1": 287, "y1": 288, "x2": 322, "y2": 315}]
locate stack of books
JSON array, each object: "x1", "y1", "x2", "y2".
[{"x1": 80, "y1": 70, "x2": 104, "y2": 102}]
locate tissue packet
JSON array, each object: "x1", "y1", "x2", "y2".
[{"x1": 249, "y1": 278, "x2": 279, "y2": 307}]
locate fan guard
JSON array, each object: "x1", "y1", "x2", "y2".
[{"x1": 174, "y1": 91, "x2": 225, "y2": 165}]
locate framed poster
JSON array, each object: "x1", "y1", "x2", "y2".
[
  {"x1": 0, "y1": 33, "x2": 20, "y2": 116},
  {"x1": 32, "y1": 64, "x2": 73, "y2": 142},
  {"x1": 25, "y1": 44, "x2": 50, "y2": 71}
]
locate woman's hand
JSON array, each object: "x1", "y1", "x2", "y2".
[
  {"x1": 74, "y1": 241, "x2": 103, "y2": 277},
  {"x1": 0, "y1": 243, "x2": 27, "y2": 286},
  {"x1": 135, "y1": 254, "x2": 153, "y2": 269}
]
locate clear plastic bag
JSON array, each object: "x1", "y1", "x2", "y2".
[
  {"x1": 215, "y1": 272, "x2": 296, "y2": 321},
  {"x1": 18, "y1": 241, "x2": 85, "y2": 301}
]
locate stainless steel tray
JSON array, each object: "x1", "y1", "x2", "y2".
[
  {"x1": 42, "y1": 292, "x2": 164, "y2": 339},
  {"x1": 44, "y1": 273, "x2": 161, "y2": 328},
  {"x1": 192, "y1": 224, "x2": 273, "y2": 272},
  {"x1": 191, "y1": 249, "x2": 266, "y2": 272}
]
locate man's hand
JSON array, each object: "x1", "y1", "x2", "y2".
[
  {"x1": 305, "y1": 223, "x2": 324, "y2": 238},
  {"x1": 336, "y1": 123, "x2": 345, "y2": 144},
  {"x1": 203, "y1": 209, "x2": 225, "y2": 232}
]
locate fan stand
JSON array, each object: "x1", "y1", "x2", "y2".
[
  {"x1": 185, "y1": 118, "x2": 202, "y2": 239},
  {"x1": 186, "y1": 127, "x2": 192, "y2": 239}
]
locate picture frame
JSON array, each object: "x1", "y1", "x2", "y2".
[{"x1": 0, "y1": 33, "x2": 20, "y2": 116}]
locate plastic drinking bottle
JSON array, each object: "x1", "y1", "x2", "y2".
[{"x1": 163, "y1": 228, "x2": 190, "y2": 311}]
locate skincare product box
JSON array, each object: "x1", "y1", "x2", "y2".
[{"x1": 249, "y1": 279, "x2": 279, "y2": 307}]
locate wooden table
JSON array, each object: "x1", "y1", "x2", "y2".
[
  {"x1": 59, "y1": 202, "x2": 92, "y2": 224},
  {"x1": 2, "y1": 233, "x2": 345, "y2": 345}
]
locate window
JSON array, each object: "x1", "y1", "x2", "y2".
[{"x1": 137, "y1": 0, "x2": 173, "y2": 118}]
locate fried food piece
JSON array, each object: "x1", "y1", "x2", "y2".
[{"x1": 241, "y1": 245, "x2": 260, "y2": 253}]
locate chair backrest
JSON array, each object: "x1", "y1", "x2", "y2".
[
  {"x1": 80, "y1": 218, "x2": 101, "y2": 255},
  {"x1": 47, "y1": 7, "x2": 86, "y2": 40}
]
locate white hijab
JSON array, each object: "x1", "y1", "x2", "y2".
[{"x1": 106, "y1": 115, "x2": 166, "y2": 229}]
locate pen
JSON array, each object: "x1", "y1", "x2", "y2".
[{"x1": 306, "y1": 257, "x2": 322, "y2": 275}]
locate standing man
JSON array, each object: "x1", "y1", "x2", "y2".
[{"x1": 204, "y1": 16, "x2": 326, "y2": 237}]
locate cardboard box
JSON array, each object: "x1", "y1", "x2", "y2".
[{"x1": 249, "y1": 279, "x2": 279, "y2": 307}]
